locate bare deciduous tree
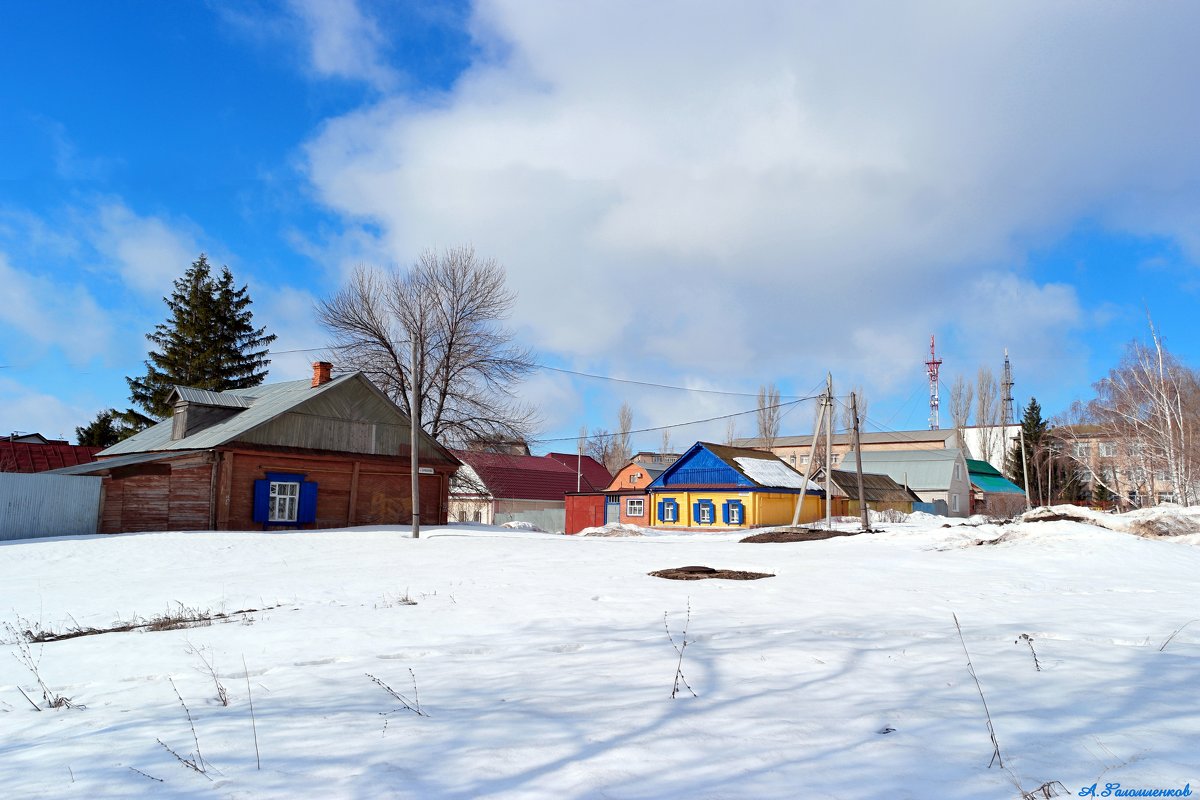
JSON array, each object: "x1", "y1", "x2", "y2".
[
  {"x1": 660, "y1": 427, "x2": 672, "y2": 457},
  {"x1": 317, "y1": 246, "x2": 537, "y2": 445},
  {"x1": 756, "y1": 383, "x2": 782, "y2": 448},
  {"x1": 950, "y1": 375, "x2": 974, "y2": 457},
  {"x1": 1084, "y1": 320, "x2": 1200, "y2": 506},
  {"x1": 615, "y1": 402, "x2": 634, "y2": 467},
  {"x1": 974, "y1": 367, "x2": 1004, "y2": 468},
  {"x1": 839, "y1": 386, "x2": 868, "y2": 433},
  {"x1": 724, "y1": 417, "x2": 738, "y2": 447},
  {"x1": 588, "y1": 402, "x2": 635, "y2": 473}
]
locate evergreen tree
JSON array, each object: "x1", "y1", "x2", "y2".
[
  {"x1": 76, "y1": 409, "x2": 121, "y2": 447},
  {"x1": 1007, "y1": 397, "x2": 1084, "y2": 506},
  {"x1": 126, "y1": 254, "x2": 276, "y2": 420}
]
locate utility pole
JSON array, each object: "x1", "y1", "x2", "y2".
[
  {"x1": 791, "y1": 376, "x2": 831, "y2": 528},
  {"x1": 824, "y1": 372, "x2": 833, "y2": 530},
  {"x1": 410, "y1": 326, "x2": 421, "y2": 539},
  {"x1": 851, "y1": 392, "x2": 868, "y2": 532}
]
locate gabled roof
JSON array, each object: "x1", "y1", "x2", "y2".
[
  {"x1": 451, "y1": 451, "x2": 587, "y2": 501},
  {"x1": 819, "y1": 468, "x2": 921, "y2": 503},
  {"x1": 0, "y1": 440, "x2": 102, "y2": 473},
  {"x1": 966, "y1": 458, "x2": 1025, "y2": 495},
  {"x1": 542, "y1": 452, "x2": 612, "y2": 490},
  {"x1": 98, "y1": 372, "x2": 459, "y2": 466},
  {"x1": 648, "y1": 442, "x2": 823, "y2": 492},
  {"x1": 839, "y1": 448, "x2": 966, "y2": 491}
]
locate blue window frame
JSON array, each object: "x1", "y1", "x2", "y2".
[
  {"x1": 693, "y1": 499, "x2": 715, "y2": 525},
  {"x1": 723, "y1": 500, "x2": 744, "y2": 525},
  {"x1": 658, "y1": 498, "x2": 679, "y2": 523},
  {"x1": 253, "y1": 471, "x2": 318, "y2": 526}
]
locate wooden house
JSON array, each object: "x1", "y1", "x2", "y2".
[
  {"x1": 814, "y1": 467, "x2": 921, "y2": 516},
  {"x1": 646, "y1": 442, "x2": 825, "y2": 528},
  {"x1": 51, "y1": 363, "x2": 459, "y2": 533}
]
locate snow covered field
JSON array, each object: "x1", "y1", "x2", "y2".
[{"x1": 2, "y1": 512, "x2": 1199, "y2": 799}]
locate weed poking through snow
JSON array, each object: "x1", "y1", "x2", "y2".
[
  {"x1": 665, "y1": 601, "x2": 697, "y2": 699},
  {"x1": 4, "y1": 622, "x2": 75, "y2": 709},
  {"x1": 368, "y1": 669, "x2": 429, "y2": 731},
  {"x1": 184, "y1": 643, "x2": 228, "y2": 706},
  {"x1": 1015, "y1": 633, "x2": 1042, "y2": 671},
  {"x1": 157, "y1": 677, "x2": 216, "y2": 780},
  {"x1": 952, "y1": 613, "x2": 1003, "y2": 768}
]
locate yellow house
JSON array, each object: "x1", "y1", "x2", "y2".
[{"x1": 647, "y1": 442, "x2": 825, "y2": 528}]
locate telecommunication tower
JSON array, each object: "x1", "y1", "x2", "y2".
[
  {"x1": 925, "y1": 335, "x2": 942, "y2": 430},
  {"x1": 1001, "y1": 348, "x2": 1015, "y2": 425}
]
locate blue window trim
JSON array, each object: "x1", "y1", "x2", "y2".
[
  {"x1": 723, "y1": 499, "x2": 744, "y2": 525},
  {"x1": 658, "y1": 498, "x2": 679, "y2": 523},
  {"x1": 693, "y1": 499, "x2": 716, "y2": 525},
  {"x1": 253, "y1": 471, "x2": 319, "y2": 527}
]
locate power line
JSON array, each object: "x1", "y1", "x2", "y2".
[
  {"x1": 529, "y1": 395, "x2": 820, "y2": 445},
  {"x1": 535, "y1": 364, "x2": 806, "y2": 398}
]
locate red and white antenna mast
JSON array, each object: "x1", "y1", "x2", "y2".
[{"x1": 925, "y1": 335, "x2": 942, "y2": 430}]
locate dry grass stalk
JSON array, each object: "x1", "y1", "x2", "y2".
[
  {"x1": 243, "y1": 655, "x2": 260, "y2": 770},
  {"x1": 368, "y1": 670, "x2": 428, "y2": 718},
  {"x1": 952, "y1": 613, "x2": 1003, "y2": 768},
  {"x1": 665, "y1": 601, "x2": 697, "y2": 699}
]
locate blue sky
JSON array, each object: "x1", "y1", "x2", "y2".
[{"x1": 3, "y1": 1, "x2": 1199, "y2": 453}]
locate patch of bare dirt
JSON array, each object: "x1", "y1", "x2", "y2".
[
  {"x1": 649, "y1": 566, "x2": 775, "y2": 581},
  {"x1": 740, "y1": 528, "x2": 864, "y2": 543}
]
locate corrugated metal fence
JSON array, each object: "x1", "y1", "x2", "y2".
[{"x1": 0, "y1": 473, "x2": 102, "y2": 541}]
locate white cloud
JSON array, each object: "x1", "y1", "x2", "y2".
[
  {"x1": 0, "y1": 252, "x2": 113, "y2": 364},
  {"x1": 287, "y1": 0, "x2": 398, "y2": 90},
  {"x1": 298, "y1": 1, "x2": 1200, "y2": 420},
  {"x1": 91, "y1": 202, "x2": 203, "y2": 295}
]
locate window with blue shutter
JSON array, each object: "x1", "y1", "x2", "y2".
[
  {"x1": 696, "y1": 499, "x2": 715, "y2": 525},
  {"x1": 723, "y1": 500, "x2": 744, "y2": 525},
  {"x1": 254, "y1": 472, "x2": 318, "y2": 527},
  {"x1": 660, "y1": 498, "x2": 678, "y2": 522}
]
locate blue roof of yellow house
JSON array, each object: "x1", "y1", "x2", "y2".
[
  {"x1": 647, "y1": 441, "x2": 824, "y2": 494},
  {"x1": 966, "y1": 458, "x2": 1024, "y2": 495}
]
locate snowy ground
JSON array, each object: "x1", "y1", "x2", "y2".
[{"x1": 2, "y1": 511, "x2": 1199, "y2": 799}]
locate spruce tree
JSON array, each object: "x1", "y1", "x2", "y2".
[
  {"x1": 126, "y1": 254, "x2": 276, "y2": 420},
  {"x1": 1006, "y1": 397, "x2": 1082, "y2": 506}
]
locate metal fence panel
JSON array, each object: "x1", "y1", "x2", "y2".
[{"x1": 0, "y1": 473, "x2": 102, "y2": 541}]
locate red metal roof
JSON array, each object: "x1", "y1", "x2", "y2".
[
  {"x1": 0, "y1": 441, "x2": 102, "y2": 473},
  {"x1": 543, "y1": 452, "x2": 612, "y2": 491},
  {"x1": 452, "y1": 451, "x2": 604, "y2": 501}
]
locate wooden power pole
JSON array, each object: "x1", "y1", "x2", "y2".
[
  {"x1": 851, "y1": 392, "x2": 868, "y2": 531},
  {"x1": 410, "y1": 331, "x2": 421, "y2": 540}
]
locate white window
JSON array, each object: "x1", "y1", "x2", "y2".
[
  {"x1": 951, "y1": 494, "x2": 959, "y2": 512},
  {"x1": 1072, "y1": 442, "x2": 1091, "y2": 459},
  {"x1": 1099, "y1": 442, "x2": 1117, "y2": 458},
  {"x1": 627, "y1": 498, "x2": 644, "y2": 517},
  {"x1": 954, "y1": 463, "x2": 962, "y2": 480},
  {"x1": 728, "y1": 502, "x2": 742, "y2": 525},
  {"x1": 662, "y1": 499, "x2": 678, "y2": 522},
  {"x1": 269, "y1": 481, "x2": 299, "y2": 522},
  {"x1": 698, "y1": 502, "x2": 714, "y2": 524}
]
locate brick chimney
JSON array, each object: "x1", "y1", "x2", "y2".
[{"x1": 312, "y1": 361, "x2": 333, "y2": 388}]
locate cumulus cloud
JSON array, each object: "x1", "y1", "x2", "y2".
[
  {"x1": 287, "y1": 0, "x2": 398, "y2": 90},
  {"x1": 0, "y1": 252, "x2": 114, "y2": 364},
  {"x1": 296, "y1": 1, "x2": 1200, "y2": 430},
  {"x1": 91, "y1": 202, "x2": 203, "y2": 295},
  {"x1": 0, "y1": 377, "x2": 94, "y2": 441}
]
